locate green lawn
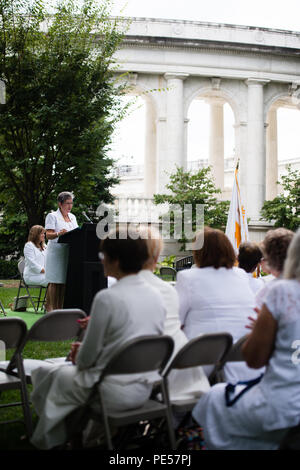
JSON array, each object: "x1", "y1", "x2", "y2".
[{"x1": 0, "y1": 282, "x2": 73, "y2": 450}]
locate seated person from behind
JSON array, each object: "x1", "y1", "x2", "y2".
[
  {"x1": 255, "y1": 228, "x2": 294, "y2": 309},
  {"x1": 138, "y1": 225, "x2": 210, "y2": 404},
  {"x1": 23, "y1": 225, "x2": 48, "y2": 287},
  {"x1": 176, "y1": 226, "x2": 258, "y2": 383},
  {"x1": 30, "y1": 227, "x2": 166, "y2": 450},
  {"x1": 192, "y1": 228, "x2": 300, "y2": 450},
  {"x1": 237, "y1": 241, "x2": 264, "y2": 294}
]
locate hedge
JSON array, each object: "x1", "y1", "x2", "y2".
[{"x1": 0, "y1": 259, "x2": 19, "y2": 279}]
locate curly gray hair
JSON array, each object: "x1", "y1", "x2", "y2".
[{"x1": 283, "y1": 228, "x2": 300, "y2": 280}]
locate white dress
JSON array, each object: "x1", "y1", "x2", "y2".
[
  {"x1": 45, "y1": 209, "x2": 78, "y2": 284},
  {"x1": 30, "y1": 275, "x2": 166, "y2": 449},
  {"x1": 139, "y1": 270, "x2": 210, "y2": 401},
  {"x1": 176, "y1": 266, "x2": 260, "y2": 383},
  {"x1": 246, "y1": 272, "x2": 265, "y2": 295},
  {"x1": 192, "y1": 279, "x2": 300, "y2": 450},
  {"x1": 23, "y1": 242, "x2": 48, "y2": 287}
]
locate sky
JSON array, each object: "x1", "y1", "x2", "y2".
[
  {"x1": 110, "y1": 0, "x2": 300, "y2": 31},
  {"x1": 108, "y1": 0, "x2": 300, "y2": 166}
]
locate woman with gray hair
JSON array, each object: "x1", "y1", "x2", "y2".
[
  {"x1": 192, "y1": 228, "x2": 300, "y2": 450},
  {"x1": 45, "y1": 192, "x2": 78, "y2": 310}
]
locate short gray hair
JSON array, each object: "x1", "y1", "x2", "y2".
[
  {"x1": 57, "y1": 191, "x2": 74, "y2": 204},
  {"x1": 284, "y1": 229, "x2": 300, "y2": 280}
]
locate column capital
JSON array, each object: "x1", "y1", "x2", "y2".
[
  {"x1": 164, "y1": 72, "x2": 189, "y2": 81},
  {"x1": 245, "y1": 78, "x2": 270, "y2": 87}
]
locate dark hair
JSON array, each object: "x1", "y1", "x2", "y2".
[
  {"x1": 261, "y1": 228, "x2": 294, "y2": 273},
  {"x1": 57, "y1": 192, "x2": 73, "y2": 204},
  {"x1": 238, "y1": 242, "x2": 262, "y2": 273},
  {"x1": 193, "y1": 227, "x2": 236, "y2": 269},
  {"x1": 100, "y1": 228, "x2": 149, "y2": 274}
]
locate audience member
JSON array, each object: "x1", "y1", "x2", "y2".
[
  {"x1": 192, "y1": 228, "x2": 300, "y2": 450},
  {"x1": 238, "y1": 241, "x2": 264, "y2": 294},
  {"x1": 138, "y1": 225, "x2": 210, "y2": 406},
  {"x1": 255, "y1": 228, "x2": 294, "y2": 309},
  {"x1": 23, "y1": 225, "x2": 48, "y2": 288},
  {"x1": 30, "y1": 228, "x2": 166, "y2": 449},
  {"x1": 175, "y1": 227, "x2": 258, "y2": 383}
]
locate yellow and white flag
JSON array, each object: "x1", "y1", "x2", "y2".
[{"x1": 225, "y1": 162, "x2": 249, "y2": 253}]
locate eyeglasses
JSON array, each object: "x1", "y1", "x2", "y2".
[{"x1": 98, "y1": 252, "x2": 105, "y2": 261}]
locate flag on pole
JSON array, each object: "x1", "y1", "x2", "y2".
[{"x1": 225, "y1": 161, "x2": 249, "y2": 253}]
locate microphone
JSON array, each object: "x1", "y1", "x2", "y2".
[{"x1": 82, "y1": 211, "x2": 92, "y2": 223}]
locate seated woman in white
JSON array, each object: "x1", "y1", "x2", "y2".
[
  {"x1": 192, "y1": 229, "x2": 300, "y2": 450},
  {"x1": 30, "y1": 228, "x2": 166, "y2": 450},
  {"x1": 23, "y1": 225, "x2": 48, "y2": 287},
  {"x1": 176, "y1": 227, "x2": 258, "y2": 384},
  {"x1": 138, "y1": 225, "x2": 210, "y2": 407}
]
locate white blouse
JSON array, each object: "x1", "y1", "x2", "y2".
[{"x1": 45, "y1": 209, "x2": 78, "y2": 245}]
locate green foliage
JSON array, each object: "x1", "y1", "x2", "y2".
[
  {"x1": 0, "y1": 0, "x2": 129, "y2": 257},
  {"x1": 153, "y1": 166, "x2": 230, "y2": 250},
  {"x1": 0, "y1": 259, "x2": 18, "y2": 277},
  {"x1": 154, "y1": 254, "x2": 176, "y2": 275},
  {"x1": 260, "y1": 166, "x2": 300, "y2": 231}
]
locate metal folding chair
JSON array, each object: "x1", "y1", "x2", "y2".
[
  {"x1": 211, "y1": 334, "x2": 248, "y2": 383},
  {"x1": 67, "y1": 335, "x2": 176, "y2": 450},
  {"x1": 159, "y1": 267, "x2": 177, "y2": 281},
  {"x1": 20, "y1": 309, "x2": 87, "y2": 383},
  {"x1": 162, "y1": 333, "x2": 233, "y2": 416},
  {"x1": 15, "y1": 258, "x2": 47, "y2": 314},
  {"x1": 0, "y1": 317, "x2": 33, "y2": 437}
]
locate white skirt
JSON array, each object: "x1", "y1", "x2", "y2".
[{"x1": 45, "y1": 242, "x2": 70, "y2": 284}]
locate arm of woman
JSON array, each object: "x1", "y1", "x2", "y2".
[
  {"x1": 175, "y1": 272, "x2": 191, "y2": 327},
  {"x1": 242, "y1": 303, "x2": 278, "y2": 369},
  {"x1": 24, "y1": 243, "x2": 44, "y2": 274},
  {"x1": 75, "y1": 291, "x2": 111, "y2": 370}
]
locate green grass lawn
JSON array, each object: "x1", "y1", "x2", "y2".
[{"x1": 0, "y1": 281, "x2": 73, "y2": 450}]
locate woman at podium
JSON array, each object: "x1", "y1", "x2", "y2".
[{"x1": 45, "y1": 191, "x2": 78, "y2": 311}]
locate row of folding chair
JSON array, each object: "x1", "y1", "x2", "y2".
[
  {"x1": 0, "y1": 311, "x2": 247, "y2": 450},
  {"x1": 0, "y1": 309, "x2": 86, "y2": 438}
]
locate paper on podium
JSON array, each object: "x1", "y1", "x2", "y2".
[{"x1": 45, "y1": 242, "x2": 70, "y2": 284}]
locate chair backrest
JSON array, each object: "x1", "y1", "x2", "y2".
[
  {"x1": 0, "y1": 317, "x2": 28, "y2": 373},
  {"x1": 100, "y1": 335, "x2": 174, "y2": 382},
  {"x1": 159, "y1": 267, "x2": 176, "y2": 280},
  {"x1": 0, "y1": 317, "x2": 27, "y2": 350},
  {"x1": 18, "y1": 258, "x2": 25, "y2": 276},
  {"x1": 222, "y1": 335, "x2": 248, "y2": 363},
  {"x1": 163, "y1": 333, "x2": 233, "y2": 376},
  {"x1": 175, "y1": 256, "x2": 193, "y2": 272},
  {"x1": 25, "y1": 309, "x2": 86, "y2": 342}
]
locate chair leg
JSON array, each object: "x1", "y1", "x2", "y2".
[
  {"x1": 17, "y1": 356, "x2": 33, "y2": 437},
  {"x1": 99, "y1": 392, "x2": 113, "y2": 450},
  {"x1": 0, "y1": 299, "x2": 6, "y2": 316},
  {"x1": 161, "y1": 379, "x2": 177, "y2": 450},
  {"x1": 24, "y1": 285, "x2": 38, "y2": 314}
]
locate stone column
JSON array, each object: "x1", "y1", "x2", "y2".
[
  {"x1": 209, "y1": 98, "x2": 224, "y2": 190},
  {"x1": 245, "y1": 79, "x2": 269, "y2": 222},
  {"x1": 144, "y1": 98, "x2": 157, "y2": 197},
  {"x1": 160, "y1": 73, "x2": 188, "y2": 190},
  {"x1": 266, "y1": 107, "x2": 278, "y2": 200}
]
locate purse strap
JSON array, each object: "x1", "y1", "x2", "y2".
[{"x1": 225, "y1": 374, "x2": 263, "y2": 407}]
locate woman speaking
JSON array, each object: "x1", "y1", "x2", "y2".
[{"x1": 45, "y1": 191, "x2": 78, "y2": 311}]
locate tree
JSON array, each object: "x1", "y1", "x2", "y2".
[
  {"x1": 153, "y1": 166, "x2": 230, "y2": 251},
  {"x1": 0, "y1": 0, "x2": 128, "y2": 257},
  {"x1": 260, "y1": 165, "x2": 300, "y2": 231}
]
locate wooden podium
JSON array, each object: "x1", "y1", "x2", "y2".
[{"x1": 58, "y1": 223, "x2": 107, "y2": 313}]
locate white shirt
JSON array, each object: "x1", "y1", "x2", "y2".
[
  {"x1": 45, "y1": 209, "x2": 78, "y2": 245},
  {"x1": 23, "y1": 241, "x2": 47, "y2": 286}
]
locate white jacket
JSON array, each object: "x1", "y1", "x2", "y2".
[{"x1": 23, "y1": 242, "x2": 48, "y2": 287}]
